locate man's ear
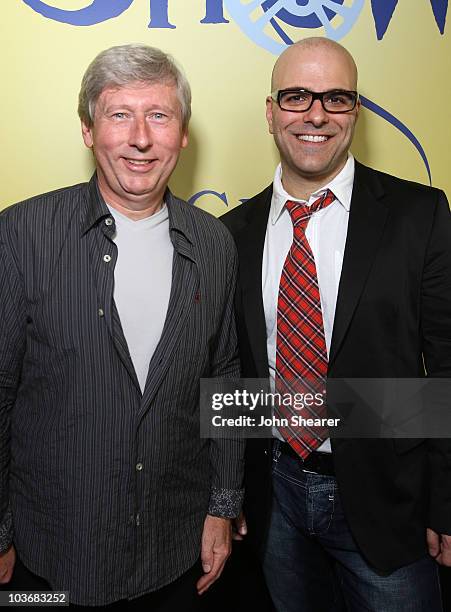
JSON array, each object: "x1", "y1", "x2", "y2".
[
  {"x1": 266, "y1": 97, "x2": 274, "y2": 135},
  {"x1": 181, "y1": 129, "x2": 189, "y2": 149},
  {"x1": 81, "y1": 120, "x2": 94, "y2": 149},
  {"x1": 355, "y1": 98, "x2": 362, "y2": 120}
]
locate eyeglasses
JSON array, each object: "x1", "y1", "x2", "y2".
[{"x1": 271, "y1": 88, "x2": 359, "y2": 114}]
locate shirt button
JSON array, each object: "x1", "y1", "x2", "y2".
[
  {"x1": 105, "y1": 217, "x2": 113, "y2": 226},
  {"x1": 136, "y1": 463, "x2": 143, "y2": 471},
  {"x1": 98, "y1": 308, "x2": 104, "y2": 317},
  {"x1": 103, "y1": 254, "x2": 111, "y2": 263}
]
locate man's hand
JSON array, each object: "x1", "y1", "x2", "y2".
[
  {"x1": 427, "y1": 528, "x2": 451, "y2": 565},
  {"x1": 0, "y1": 545, "x2": 16, "y2": 584},
  {"x1": 232, "y1": 511, "x2": 247, "y2": 541},
  {"x1": 197, "y1": 514, "x2": 232, "y2": 595}
]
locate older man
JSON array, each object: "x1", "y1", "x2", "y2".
[
  {"x1": 0, "y1": 44, "x2": 244, "y2": 609},
  {"x1": 223, "y1": 38, "x2": 451, "y2": 611}
]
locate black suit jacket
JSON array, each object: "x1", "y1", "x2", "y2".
[{"x1": 222, "y1": 161, "x2": 451, "y2": 572}]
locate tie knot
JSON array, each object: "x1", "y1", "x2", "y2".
[{"x1": 285, "y1": 189, "x2": 335, "y2": 227}]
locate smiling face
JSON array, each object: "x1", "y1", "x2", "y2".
[
  {"x1": 81, "y1": 81, "x2": 188, "y2": 215},
  {"x1": 266, "y1": 42, "x2": 360, "y2": 199}
]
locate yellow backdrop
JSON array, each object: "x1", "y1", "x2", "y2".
[{"x1": 2, "y1": 1, "x2": 450, "y2": 216}]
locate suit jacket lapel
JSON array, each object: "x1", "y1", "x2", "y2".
[
  {"x1": 235, "y1": 187, "x2": 272, "y2": 378},
  {"x1": 329, "y1": 162, "x2": 389, "y2": 366}
]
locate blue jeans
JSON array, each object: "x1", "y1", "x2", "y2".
[{"x1": 262, "y1": 442, "x2": 442, "y2": 612}]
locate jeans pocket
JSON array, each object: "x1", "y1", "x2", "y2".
[{"x1": 308, "y1": 482, "x2": 336, "y2": 535}]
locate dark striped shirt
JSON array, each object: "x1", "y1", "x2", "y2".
[{"x1": 0, "y1": 176, "x2": 244, "y2": 605}]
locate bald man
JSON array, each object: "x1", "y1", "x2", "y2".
[{"x1": 222, "y1": 38, "x2": 451, "y2": 611}]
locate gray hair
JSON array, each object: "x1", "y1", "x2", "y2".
[{"x1": 78, "y1": 44, "x2": 191, "y2": 130}]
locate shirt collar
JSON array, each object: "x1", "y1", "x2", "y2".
[
  {"x1": 166, "y1": 188, "x2": 193, "y2": 246},
  {"x1": 80, "y1": 174, "x2": 192, "y2": 245},
  {"x1": 80, "y1": 173, "x2": 111, "y2": 235},
  {"x1": 270, "y1": 154, "x2": 355, "y2": 225}
]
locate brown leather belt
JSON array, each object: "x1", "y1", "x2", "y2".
[{"x1": 278, "y1": 441, "x2": 335, "y2": 476}]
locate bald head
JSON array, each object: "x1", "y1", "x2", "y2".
[
  {"x1": 271, "y1": 37, "x2": 358, "y2": 92},
  {"x1": 265, "y1": 36, "x2": 361, "y2": 199}
]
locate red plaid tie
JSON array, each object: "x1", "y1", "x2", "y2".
[{"x1": 275, "y1": 190, "x2": 335, "y2": 459}]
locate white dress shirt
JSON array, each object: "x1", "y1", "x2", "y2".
[{"x1": 262, "y1": 155, "x2": 355, "y2": 450}]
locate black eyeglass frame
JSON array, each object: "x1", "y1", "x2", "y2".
[{"x1": 270, "y1": 88, "x2": 359, "y2": 114}]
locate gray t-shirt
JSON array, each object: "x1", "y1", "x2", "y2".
[{"x1": 108, "y1": 204, "x2": 173, "y2": 392}]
